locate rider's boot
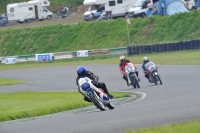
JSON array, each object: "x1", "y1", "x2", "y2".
[
  {"x1": 84, "y1": 96, "x2": 91, "y2": 102},
  {"x1": 107, "y1": 93, "x2": 114, "y2": 99},
  {"x1": 99, "y1": 83, "x2": 114, "y2": 99},
  {"x1": 138, "y1": 77, "x2": 140, "y2": 82},
  {"x1": 123, "y1": 76, "x2": 130, "y2": 86},
  {"x1": 135, "y1": 71, "x2": 140, "y2": 82}
]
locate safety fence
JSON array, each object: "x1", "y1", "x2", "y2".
[
  {"x1": 127, "y1": 40, "x2": 200, "y2": 55},
  {"x1": 0, "y1": 47, "x2": 127, "y2": 64},
  {"x1": 1, "y1": 39, "x2": 200, "y2": 64}
]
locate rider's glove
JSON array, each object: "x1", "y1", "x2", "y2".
[
  {"x1": 94, "y1": 76, "x2": 99, "y2": 81},
  {"x1": 144, "y1": 70, "x2": 148, "y2": 73}
]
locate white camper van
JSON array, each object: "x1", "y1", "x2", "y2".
[
  {"x1": 7, "y1": 0, "x2": 53, "y2": 23},
  {"x1": 128, "y1": 0, "x2": 158, "y2": 18},
  {"x1": 83, "y1": 0, "x2": 137, "y2": 21}
]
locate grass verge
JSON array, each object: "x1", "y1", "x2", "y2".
[
  {"x1": 123, "y1": 120, "x2": 200, "y2": 133},
  {"x1": 0, "y1": 78, "x2": 25, "y2": 86},
  {"x1": 0, "y1": 91, "x2": 131, "y2": 122},
  {"x1": 1, "y1": 11, "x2": 200, "y2": 56},
  {"x1": 0, "y1": 50, "x2": 200, "y2": 71}
]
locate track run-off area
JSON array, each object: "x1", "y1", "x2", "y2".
[{"x1": 0, "y1": 64, "x2": 200, "y2": 133}]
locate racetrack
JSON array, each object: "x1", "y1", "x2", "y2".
[{"x1": 0, "y1": 64, "x2": 200, "y2": 133}]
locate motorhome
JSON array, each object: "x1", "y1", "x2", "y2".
[
  {"x1": 83, "y1": 0, "x2": 137, "y2": 21},
  {"x1": 7, "y1": 0, "x2": 53, "y2": 23},
  {"x1": 128, "y1": 0, "x2": 158, "y2": 18}
]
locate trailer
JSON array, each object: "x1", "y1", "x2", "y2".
[
  {"x1": 83, "y1": 0, "x2": 137, "y2": 21},
  {"x1": 7, "y1": 0, "x2": 52, "y2": 23}
]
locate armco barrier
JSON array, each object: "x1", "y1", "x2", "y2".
[
  {"x1": 1, "y1": 47, "x2": 127, "y2": 64},
  {"x1": 17, "y1": 54, "x2": 35, "y2": 62},
  {"x1": 90, "y1": 49, "x2": 109, "y2": 56},
  {"x1": 109, "y1": 47, "x2": 127, "y2": 55},
  {"x1": 128, "y1": 40, "x2": 200, "y2": 55}
]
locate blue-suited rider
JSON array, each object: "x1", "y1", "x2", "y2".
[{"x1": 76, "y1": 66, "x2": 114, "y2": 102}]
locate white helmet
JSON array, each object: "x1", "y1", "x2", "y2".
[
  {"x1": 143, "y1": 57, "x2": 149, "y2": 63},
  {"x1": 119, "y1": 56, "x2": 126, "y2": 64}
]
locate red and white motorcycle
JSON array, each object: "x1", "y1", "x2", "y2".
[{"x1": 125, "y1": 63, "x2": 140, "y2": 88}]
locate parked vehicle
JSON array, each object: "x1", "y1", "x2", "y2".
[
  {"x1": 91, "y1": 12, "x2": 101, "y2": 20},
  {"x1": 87, "y1": 11, "x2": 107, "y2": 21},
  {"x1": 79, "y1": 77, "x2": 114, "y2": 111},
  {"x1": 128, "y1": 0, "x2": 158, "y2": 18},
  {"x1": 125, "y1": 63, "x2": 140, "y2": 88},
  {"x1": 145, "y1": 62, "x2": 162, "y2": 85},
  {"x1": 83, "y1": 0, "x2": 137, "y2": 21},
  {"x1": 7, "y1": 0, "x2": 53, "y2": 23},
  {"x1": 83, "y1": 4, "x2": 105, "y2": 21},
  {"x1": 55, "y1": 7, "x2": 70, "y2": 18},
  {"x1": 0, "y1": 13, "x2": 9, "y2": 27}
]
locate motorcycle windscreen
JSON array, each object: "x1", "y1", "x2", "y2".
[
  {"x1": 166, "y1": 1, "x2": 189, "y2": 16},
  {"x1": 126, "y1": 64, "x2": 134, "y2": 72}
]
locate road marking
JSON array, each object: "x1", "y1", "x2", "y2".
[
  {"x1": 134, "y1": 91, "x2": 147, "y2": 102},
  {"x1": 119, "y1": 91, "x2": 146, "y2": 106}
]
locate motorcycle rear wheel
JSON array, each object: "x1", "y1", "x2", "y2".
[
  {"x1": 107, "y1": 102, "x2": 115, "y2": 110},
  {"x1": 154, "y1": 75, "x2": 162, "y2": 85}
]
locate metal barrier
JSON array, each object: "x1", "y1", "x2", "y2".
[
  {"x1": 109, "y1": 47, "x2": 127, "y2": 55},
  {"x1": 0, "y1": 47, "x2": 127, "y2": 64}
]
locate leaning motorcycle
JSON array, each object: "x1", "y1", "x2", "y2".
[
  {"x1": 146, "y1": 64, "x2": 162, "y2": 85},
  {"x1": 79, "y1": 77, "x2": 114, "y2": 111},
  {"x1": 125, "y1": 63, "x2": 140, "y2": 88}
]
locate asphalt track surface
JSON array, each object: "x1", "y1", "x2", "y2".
[{"x1": 0, "y1": 64, "x2": 200, "y2": 133}]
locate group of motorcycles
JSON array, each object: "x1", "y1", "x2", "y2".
[
  {"x1": 125, "y1": 62, "x2": 162, "y2": 89},
  {"x1": 79, "y1": 63, "x2": 162, "y2": 111}
]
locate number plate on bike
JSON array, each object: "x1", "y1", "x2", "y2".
[{"x1": 150, "y1": 66, "x2": 155, "y2": 71}]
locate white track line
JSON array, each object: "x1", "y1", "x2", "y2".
[
  {"x1": 133, "y1": 91, "x2": 147, "y2": 102},
  {"x1": 119, "y1": 91, "x2": 147, "y2": 106}
]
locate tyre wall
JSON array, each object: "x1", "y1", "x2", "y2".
[{"x1": 127, "y1": 40, "x2": 200, "y2": 55}]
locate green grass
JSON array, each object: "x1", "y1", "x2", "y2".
[
  {"x1": 123, "y1": 120, "x2": 200, "y2": 133},
  {"x1": 0, "y1": 78, "x2": 25, "y2": 86},
  {"x1": 0, "y1": 91, "x2": 131, "y2": 122},
  {"x1": 0, "y1": 50, "x2": 199, "y2": 71},
  {"x1": 1, "y1": 11, "x2": 200, "y2": 56}
]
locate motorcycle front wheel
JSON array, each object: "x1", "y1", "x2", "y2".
[
  {"x1": 156, "y1": 75, "x2": 162, "y2": 85},
  {"x1": 88, "y1": 92, "x2": 105, "y2": 111},
  {"x1": 131, "y1": 76, "x2": 140, "y2": 88}
]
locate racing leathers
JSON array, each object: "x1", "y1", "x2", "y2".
[
  {"x1": 119, "y1": 59, "x2": 139, "y2": 86},
  {"x1": 142, "y1": 62, "x2": 149, "y2": 80},
  {"x1": 142, "y1": 61, "x2": 157, "y2": 82},
  {"x1": 76, "y1": 70, "x2": 113, "y2": 102}
]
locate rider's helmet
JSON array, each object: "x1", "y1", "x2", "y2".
[
  {"x1": 119, "y1": 56, "x2": 126, "y2": 64},
  {"x1": 77, "y1": 66, "x2": 86, "y2": 77},
  {"x1": 143, "y1": 57, "x2": 149, "y2": 64}
]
